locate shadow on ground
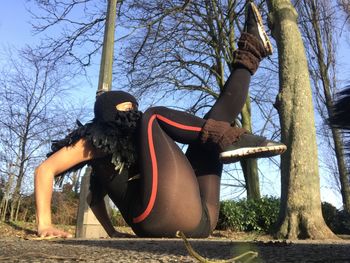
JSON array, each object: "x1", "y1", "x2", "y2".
[{"x1": 5, "y1": 221, "x2": 36, "y2": 235}]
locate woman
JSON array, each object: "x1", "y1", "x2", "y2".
[{"x1": 35, "y1": 2, "x2": 286, "y2": 238}]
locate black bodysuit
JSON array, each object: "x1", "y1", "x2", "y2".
[{"x1": 50, "y1": 67, "x2": 251, "y2": 237}]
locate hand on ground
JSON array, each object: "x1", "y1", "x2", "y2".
[{"x1": 37, "y1": 226, "x2": 73, "y2": 239}]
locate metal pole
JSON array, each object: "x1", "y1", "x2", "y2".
[
  {"x1": 76, "y1": 0, "x2": 118, "y2": 238},
  {"x1": 97, "y1": 0, "x2": 118, "y2": 95}
]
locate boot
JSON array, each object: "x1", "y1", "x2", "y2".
[
  {"x1": 200, "y1": 119, "x2": 286, "y2": 164},
  {"x1": 233, "y1": 2, "x2": 273, "y2": 74}
]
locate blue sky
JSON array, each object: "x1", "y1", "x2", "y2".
[
  {"x1": 0, "y1": 2, "x2": 38, "y2": 48},
  {"x1": 1, "y1": 1, "x2": 348, "y2": 208},
  {"x1": 0, "y1": 1, "x2": 99, "y2": 106}
]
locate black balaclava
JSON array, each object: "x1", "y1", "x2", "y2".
[
  {"x1": 50, "y1": 91, "x2": 141, "y2": 188},
  {"x1": 94, "y1": 90, "x2": 138, "y2": 123}
]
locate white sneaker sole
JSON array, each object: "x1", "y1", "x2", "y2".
[
  {"x1": 250, "y1": 3, "x2": 273, "y2": 55},
  {"x1": 219, "y1": 144, "x2": 287, "y2": 164}
]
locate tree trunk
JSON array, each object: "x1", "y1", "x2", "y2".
[
  {"x1": 22, "y1": 208, "x2": 28, "y2": 222},
  {"x1": 10, "y1": 192, "x2": 18, "y2": 221},
  {"x1": 0, "y1": 168, "x2": 15, "y2": 221},
  {"x1": 15, "y1": 196, "x2": 21, "y2": 221},
  {"x1": 1, "y1": 198, "x2": 9, "y2": 221},
  {"x1": 266, "y1": 0, "x2": 337, "y2": 239},
  {"x1": 10, "y1": 168, "x2": 25, "y2": 221},
  {"x1": 3, "y1": 199, "x2": 9, "y2": 221},
  {"x1": 10, "y1": 134, "x2": 28, "y2": 221},
  {"x1": 0, "y1": 194, "x2": 5, "y2": 220},
  {"x1": 241, "y1": 96, "x2": 260, "y2": 200}
]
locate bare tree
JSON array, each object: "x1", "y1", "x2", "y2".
[
  {"x1": 29, "y1": 0, "x2": 107, "y2": 70},
  {"x1": 0, "y1": 164, "x2": 16, "y2": 220},
  {"x1": 338, "y1": 0, "x2": 350, "y2": 23},
  {"x1": 0, "y1": 47, "x2": 76, "y2": 221},
  {"x1": 0, "y1": 176, "x2": 4, "y2": 200}
]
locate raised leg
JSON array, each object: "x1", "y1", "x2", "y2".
[{"x1": 186, "y1": 1, "x2": 274, "y2": 230}]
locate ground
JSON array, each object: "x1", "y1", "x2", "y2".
[{"x1": 1, "y1": 222, "x2": 350, "y2": 262}]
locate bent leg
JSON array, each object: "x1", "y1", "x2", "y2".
[
  {"x1": 95, "y1": 106, "x2": 246, "y2": 236},
  {"x1": 130, "y1": 107, "x2": 210, "y2": 237}
]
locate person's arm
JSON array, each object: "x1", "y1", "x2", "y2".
[{"x1": 35, "y1": 139, "x2": 104, "y2": 238}]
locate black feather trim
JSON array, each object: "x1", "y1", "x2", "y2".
[{"x1": 48, "y1": 110, "x2": 142, "y2": 185}]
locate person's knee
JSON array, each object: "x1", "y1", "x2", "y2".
[
  {"x1": 142, "y1": 106, "x2": 168, "y2": 121},
  {"x1": 143, "y1": 106, "x2": 167, "y2": 116}
]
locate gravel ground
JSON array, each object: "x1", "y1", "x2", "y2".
[
  {"x1": 1, "y1": 237, "x2": 350, "y2": 262},
  {"x1": 1, "y1": 222, "x2": 350, "y2": 262}
]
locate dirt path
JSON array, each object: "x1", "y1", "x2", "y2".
[
  {"x1": 1, "y1": 222, "x2": 350, "y2": 262},
  {"x1": 1, "y1": 237, "x2": 350, "y2": 262}
]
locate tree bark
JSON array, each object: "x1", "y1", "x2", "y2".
[
  {"x1": 0, "y1": 166, "x2": 15, "y2": 222},
  {"x1": 22, "y1": 208, "x2": 28, "y2": 222},
  {"x1": 266, "y1": 0, "x2": 337, "y2": 239},
  {"x1": 241, "y1": 96, "x2": 260, "y2": 200},
  {"x1": 10, "y1": 159, "x2": 26, "y2": 221},
  {"x1": 15, "y1": 196, "x2": 21, "y2": 222},
  {"x1": 1, "y1": 198, "x2": 9, "y2": 222}
]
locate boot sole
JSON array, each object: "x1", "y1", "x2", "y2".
[
  {"x1": 219, "y1": 144, "x2": 287, "y2": 164},
  {"x1": 250, "y1": 3, "x2": 273, "y2": 55}
]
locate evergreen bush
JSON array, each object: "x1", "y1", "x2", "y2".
[
  {"x1": 217, "y1": 199, "x2": 350, "y2": 234},
  {"x1": 217, "y1": 197, "x2": 280, "y2": 233},
  {"x1": 322, "y1": 202, "x2": 350, "y2": 234}
]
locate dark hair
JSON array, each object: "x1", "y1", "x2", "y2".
[
  {"x1": 329, "y1": 87, "x2": 350, "y2": 130},
  {"x1": 329, "y1": 86, "x2": 350, "y2": 169},
  {"x1": 94, "y1": 90, "x2": 138, "y2": 123}
]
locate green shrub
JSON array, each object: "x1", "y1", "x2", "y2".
[
  {"x1": 334, "y1": 210, "x2": 350, "y2": 234},
  {"x1": 321, "y1": 202, "x2": 338, "y2": 231},
  {"x1": 322, "y1": 202, "x2": 350, "y2": 234},
  {"x1": 110, "y1": 209, "x2": 128, "y2": 227},
  {"x1": 217, "y1": 197, "x2": 280, "y2": 233},
  {"x1": 217, "y1": 200, "x2": 244, "y2": 231}
]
